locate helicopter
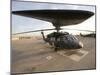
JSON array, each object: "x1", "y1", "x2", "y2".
[{"x1": 12, "y1": 10, "x2": 94, "y2": 51}]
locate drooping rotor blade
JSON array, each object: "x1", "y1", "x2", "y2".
[
  {"x1": 12, "y1": 10, "x2": 94, "y2": 27},
  {"x1": 61, "y1": 28, "x2": 95, "y2": 32},
  {"x1": 12, "y1": 28, "x2": 55, "y2": 35}
]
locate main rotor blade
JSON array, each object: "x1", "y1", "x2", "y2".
[
  {"x1": 12, "y1": 28, "x2": 55, "y2": 35},
  {"x1": 62, "y1": 28, "x2": 95, "y2": 32},
  {"x1": 12, "y1": 10, "x2": 94, "y2": 27}
]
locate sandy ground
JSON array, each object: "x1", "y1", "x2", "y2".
[{"x1": 11, "y1": 36, "x2": 96, "y2": 74}]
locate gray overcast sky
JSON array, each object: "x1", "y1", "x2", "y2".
[{"x1": 12, "y1": 1, "x2": 95, "y2": 35}]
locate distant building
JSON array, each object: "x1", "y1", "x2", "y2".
[{"x1": 12, "y1": 35, "x2": 33, "y2": 40}]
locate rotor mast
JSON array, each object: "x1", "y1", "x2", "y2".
[
  {"x1": 56, "y1": 26, "x2": 61, "y2": 32},
  {"x1": 53, "y1": 22, "x2": 61, "y2": 33},
  {"x1": 52, "y1": 22, "x2": 61, "y2": 51}
]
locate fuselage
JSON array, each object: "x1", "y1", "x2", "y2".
[{"x1": 46, "y1": 32, "x2": 83, "y2": 49}]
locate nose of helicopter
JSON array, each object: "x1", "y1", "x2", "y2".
[{"x1": 78, "y1": 42, "x2": 83, "y2": 48}]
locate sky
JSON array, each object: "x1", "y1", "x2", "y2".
[{"x1": 12, "y1": 1, "x2": 95, "y2": 35}]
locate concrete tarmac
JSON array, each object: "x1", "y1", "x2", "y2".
[{"x1": 11, "y1": 36, "x2": 96, "y2": 74}]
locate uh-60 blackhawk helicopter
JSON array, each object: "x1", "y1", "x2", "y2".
[{"x1": 12, "y1": 9, "x2": 94, "y2": 51}]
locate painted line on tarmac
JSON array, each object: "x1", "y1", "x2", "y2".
[{"x1": 57, "y1": 49, "x2": 88, "y2": 62}]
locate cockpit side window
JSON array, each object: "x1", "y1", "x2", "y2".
[
  {"x1": 71, "y1": 35, "x2": 78, "y2": 40},
  {"x1": 64, "y1": 34, "x2": 78, "y2": 41}
]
